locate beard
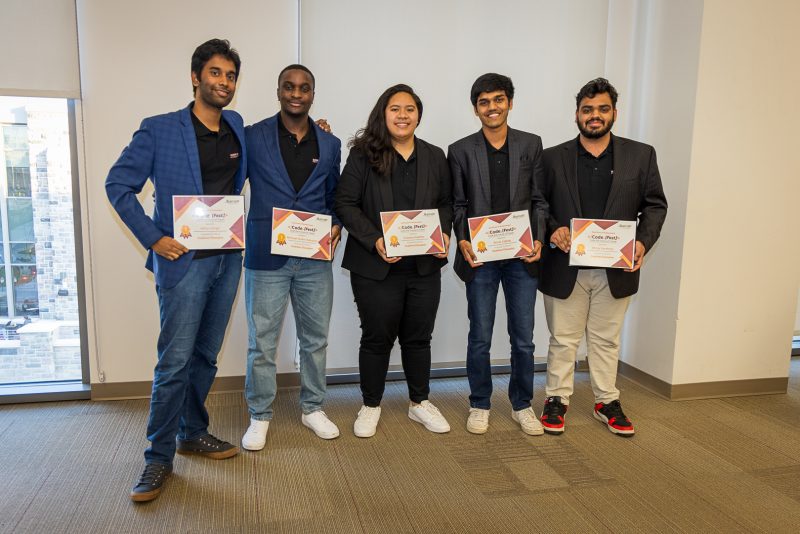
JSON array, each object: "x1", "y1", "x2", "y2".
[{"x1": 578, "y1": 116, "x2": 614, "y2": 139}]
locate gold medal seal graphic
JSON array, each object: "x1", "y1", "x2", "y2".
[
  {"x1": 477, "y1": 241, "x2": 487, "y2": 253},
  {"x1": 276, "y1": 233, "x2": 287, "y2": 245},
  {"x1": 576, "y1": 243, "x2": 586, "y2": 256},
  {"x1": 389, "y1": 235, "x2": 400, "y2": 247},
  {"x1": 179, "y1": 225, "x2": 191, "y2": 239}
]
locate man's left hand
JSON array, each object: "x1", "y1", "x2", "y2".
[
  {"x1": 625, "y1": 241, "x2": 646, "y2": 272},
  {"x1": 331, "y1": 225, "x2": 341, "y2": 254},
  {"x1": 315, "y1": 118, "x2": 332, "y2": 133},
  {"x1": 520, "y1": 240, "x2": 543, "y2": 263},
  {"x1": 433, "y1": 234, "x2": 450, "y2": 259}
]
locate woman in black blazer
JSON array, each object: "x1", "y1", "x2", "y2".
[{"x1": 335, "y1": 84, "x2": 453, "y2": 438}]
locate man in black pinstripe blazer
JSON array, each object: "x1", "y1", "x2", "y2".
[{"x1": 538, "y1": 78, "x2": 667, "y2": 437}]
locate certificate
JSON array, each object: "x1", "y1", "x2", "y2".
[
  {"x1": 468, "y1": 210, "x2": 534, "y2": 263},
  {"x1": 380, "y1": 209, "x2": 445, "y2": 258},
  {"x1": 569, "y1": 218, "x2": 636, "y2": 268},
  {"x1": 271, "y1": 208, "x2": 332, "y2": 261},
  {"x1": 172, "y1": 195, "x2": 244, "y2": 250}
]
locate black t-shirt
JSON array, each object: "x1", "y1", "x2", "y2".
[
  {"x1": 190, "y1": 108, "x2": 241, "y2": 259},
  {"x1": 278, "y1": 116, "x2": 319, "y2": 193},
  {"x1": 485, "y1": 134, "x2": 510, "y2": 214},
  {"x1": 389, "y1": 149, "x2": 418, "y2": 272},
  {"x1": 576, "y1": 137, "x2": 614, "y2": 220}
]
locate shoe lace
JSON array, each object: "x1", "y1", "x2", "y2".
[
  {"x1": 200, "y1": 433, "x2": 228, "y2": 448},
  {"x1": 543, "y1": 397, "x2": 565, "y2": 417},
  {"x1": 360, "y1": 407, "x2": 380, "y2": 420},
  {"x1": 602, "y1": 400, "x2": 627, "y2": 421},
  {"x1": 421, "y1": 402, "x2": 442, "y2": 417},
  {"x1": 469, "y1": 408, "x2": 489, "y2": 422},
  {"x1": 138, "y1": 464, "x2": 167, "y2": 485}
]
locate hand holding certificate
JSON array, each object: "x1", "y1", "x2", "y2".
[
  {"x1": 380, "y1": 209, "x2": 445, "y2": 258},
  {"x1": 172, "y1": 195, "x2": 245, "y2": 250},
  {"x1": 271, "y1": 208, "x2": 333, "y2": 261},
  {"x1": 569, "y1": 218, "x2": 636, "y2": 268},
  {"x1": 468, "y1": 210, "x2": 534, "y2": 263}
]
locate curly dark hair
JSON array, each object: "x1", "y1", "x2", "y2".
[
  {"x1": 349, "y1": 84, "x2": 423, "y2": 176},
  {"x1": 575, "y1": 78, "x2": 618, "y2": 109}
]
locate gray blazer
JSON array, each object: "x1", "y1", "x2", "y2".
[
  {"x1": 448, "y1": 128, "x2": 549, "y2": 282},
  {"x1": 539, "y1": 134, "x2": 668, "y2": 299}
]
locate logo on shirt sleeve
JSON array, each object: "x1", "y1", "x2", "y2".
[{"x1": 229, "y1": 152, "x2": 240, "y2": 159}]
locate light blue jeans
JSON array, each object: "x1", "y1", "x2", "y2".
[{"x1": 244, "y1": 259, "x2": 333, "y2": 420}]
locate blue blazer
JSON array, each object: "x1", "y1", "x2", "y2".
[
  {"x1": 106, "y1": 106, "x2": 247, "y2": 289},
  {"x1": 244, "y1": 113, "x2": 341, "y2": 271}
]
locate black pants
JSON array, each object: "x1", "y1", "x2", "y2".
[{"x1": 350, "y1": 268, "x2": 442, "y2": 407}]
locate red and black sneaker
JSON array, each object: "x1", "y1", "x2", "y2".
[
  {"x1": 541, "y1": 396, "x2": 567, "y2": 435},
  {"x1": 593, "y1": 400, "x2": 635, "y2": 436}
]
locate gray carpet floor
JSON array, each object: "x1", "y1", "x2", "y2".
[{"x1": 2, "y1": 360, "x2": 800, "y2": 533}]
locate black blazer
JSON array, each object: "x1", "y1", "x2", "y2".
[
  {"x1": 335, "y1": 139, "x2": 453, "y2": 281},
  {"x1": 539, "y1": 135, "x2": 668, "y2": 299},
  {"x1": 448, "y1": 128, "x2": 549, "y2": 282}
]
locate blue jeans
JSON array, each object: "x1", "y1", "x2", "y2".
[
  {"x1": 145, "y1": 252, "x2": 242, "y2": 465},
  {"x1": 465, "y1": 260, "x2": 537, "y2": 411},
  {"x1": 244, "y1": 259, "x2": 333, "y2": 420}
]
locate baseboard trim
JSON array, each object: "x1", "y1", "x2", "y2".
[
  {"x1": 618, "y1": 361, "x2": 788, "y2": 401},
  {"x1": 91, "y1": 360, "x2": 545, "y2": 401}
]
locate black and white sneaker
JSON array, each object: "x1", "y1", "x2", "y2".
[
  {"x1": 593, "y1": 400, "x2": 635, "y2": 436},
  {"x1": 541, "y1": 396, "x2": 567, "y2": 435}
]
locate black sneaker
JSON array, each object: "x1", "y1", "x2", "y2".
[
  {"x1": 593, "y1": 400, "x2": 635, "y2": 436},
  {"x1": 130, "y1": 463, "x2": 172, "y2": 502},
  {"x1": 541, "y1": 396, "x2": 567, "y2": 435},
  {"x1": 176, "y1": 433, "x2": 240, "y2": 459}
]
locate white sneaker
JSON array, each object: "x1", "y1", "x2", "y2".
[
  {"x1": 302, "y1": 410, "x2": 340, "y2": 439},
  {"x1": 466, "y1": 408, "x2": 490, "y2": 434},
  {"x1": 241, "y1": 418, "x2": 270, "y2": 451},
  {"x1": 512, "y1": 407, "x2": 544, "y2": 436},
  {"x1": 353, "y1": 405, "x2": 381, "y2": 438},
  {"x1": 408, "y1": 400, "x2": 450, "y2": 433}
]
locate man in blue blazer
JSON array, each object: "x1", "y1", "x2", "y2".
[
  {"x1": 106, "y1": 39, "x2": 245, "y2": 502},
  {"x1": 240, "y1": 65, "x2": 342, "y2": 451}
]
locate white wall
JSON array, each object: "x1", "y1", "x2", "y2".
[
  {"x1": 77, "y1": 0, "x2": 298, "y2": 383},
  {"x1": 71, "y1": 0, "x2": 800, "y2": 388},
  {"x1": 303, "y1": 0, "x2": 609, "y2": 368},
  {"x1": 671, "y1": 0, "x2": 800, "y2": 384},
  {"x1": 605, "y1": 0, "x2": 705, "y2": 382}
]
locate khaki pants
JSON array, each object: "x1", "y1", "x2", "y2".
[{"x1": 543, "y1": 269, "x2": 630, "y2": 405}]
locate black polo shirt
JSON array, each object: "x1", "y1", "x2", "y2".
[
  {"x1": 389, "y1": 149, "x2": 418, "y2": 272},
  {"x1": 577, "y1": 137, "x2": 614, "y2": 219},
  {"x1": 278, "y1": 116, "x2": 319, "y2": 193},
  {"x1": 190, "y1": 108, "x2": 241, "y2": 259},
  {"x1": 484, "y1": 134, "x2": 510, "y2": 214}
]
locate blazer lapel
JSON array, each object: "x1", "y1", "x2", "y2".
[
  {"x1": 414, "y1": 139, "x2": 429, "y2": 208},
  {"x1": 603, "y1": 135, "x2": 626, "y2": 215},
  {"x1": 179, "y1": 107, "x2": 203, "y2": 194},
  {"x1": 297, "y1": 120, "x2": 326, "y2": 194},
  {"x1": 262, "y1": 113, "x2": 295, "y2": 192},
  {"x1": 508, "y1": 128, "x2": 520, "y2": 207},
  {"x1": 562, "y1": 139, "x2": 582, "y2": 215},
  {"x1": 222, "y1": 110, "x2": 246, "y2": 194},
  {"x1": 474, "y1": 133, "x2": 491, "y2": 204}
]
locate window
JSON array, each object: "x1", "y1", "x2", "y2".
[{"x1": 0, "y1": 97, "x2": 83, "y2": 385}]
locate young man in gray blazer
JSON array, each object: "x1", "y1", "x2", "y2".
[
  {"x1": 539, "y1": 78, "x2": 667, "y2": 436},
  {"x1": 448, "y1": 73, "x2": 549, "y2": 436}
]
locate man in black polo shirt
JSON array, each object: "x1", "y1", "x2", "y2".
[
  {"x1": 106, "y1": 39, "x2": 245, "y2": 502},
  {"x1": 448, "y1": 73, "x2": 549, "y2": 436},
  {"x1": 241, "y1": 65, "x2": 342, "y2": 451},
  {"x1": 538, "y1": 78, "x2": 667, "y2": 436}
]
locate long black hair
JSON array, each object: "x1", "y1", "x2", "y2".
[{"x1": 349, "y1": 84, "x2": 423, "y2": 176}]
